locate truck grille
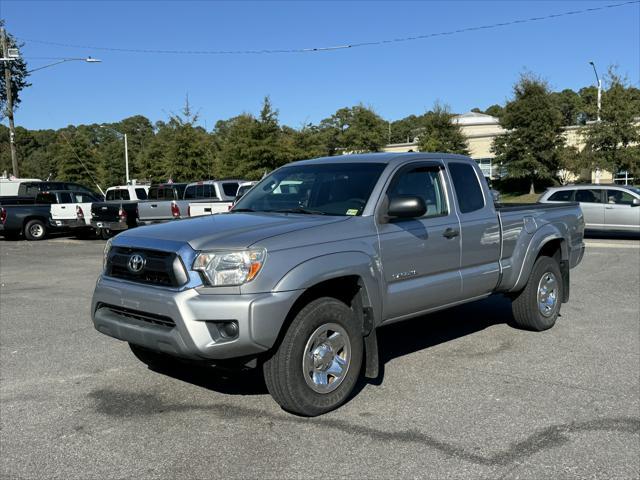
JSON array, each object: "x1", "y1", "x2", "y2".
[
  {"x1": 106, "y1": 247, "x2": 188, "y2": 287},
  {"x1": 96, "y1": 303, "x2": 175, "y2": 328}
]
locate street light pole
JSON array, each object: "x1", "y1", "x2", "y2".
[
  {"x1": 123, "y1": 133, "x2": 130, "y2": 184},
  {"x1": 27, "y1": 57, "x2": 101, "y2": 74},
  {"x1": 589, "y1": 61, "x2": 602, "y2": 122},
  {"x1": 100, "y1": 125, "x2": 130, "y2": 184},
  {"x1": 1, "y1": 27, "x2": 19, "y2": 177}
]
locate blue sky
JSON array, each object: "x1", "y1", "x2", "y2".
[{"x1": 1, "y1": 0, "x2": 639, "y2": 130}]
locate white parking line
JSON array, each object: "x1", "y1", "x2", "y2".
[{"x1": 585, "y1": 241, "x2": 639, "y2": 249}]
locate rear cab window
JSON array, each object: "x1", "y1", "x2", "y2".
[{"x1": 448, "y1": 162, "x2": 485, "y2": 214}]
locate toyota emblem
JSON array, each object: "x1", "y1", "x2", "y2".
[{"x1": 127, "y1": 253, "x2": 146, "y2": 273}]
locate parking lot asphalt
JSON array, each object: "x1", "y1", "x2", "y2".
[{"x1": 1, "y1": 237, "x2": 639, "y2": 479}]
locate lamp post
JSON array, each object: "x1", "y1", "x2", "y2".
[
  {"x1": 101, "y1": 125, "x2": 130, "y2": 184},
  {"x1": 1, "y1": 23, "x2": 101, "y2": 177},
  {"x1": 27, "y1": 56, "x2": 101, "y2": 74},
  {"x1": 589, "y1": 61, "x2": 602, "y2": 122}
]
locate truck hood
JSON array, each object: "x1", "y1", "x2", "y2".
[{"x1": 117, "y1": 212, "x2": 350, "y2": 251}]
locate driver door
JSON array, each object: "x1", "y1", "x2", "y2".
[{"x1": 377, "y1": 162, "x2": 462, "y2": 322}]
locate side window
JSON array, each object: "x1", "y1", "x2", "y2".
[
  {"x1": 449, "y1": 162, "x2": 485, "y2": 214},
  {"x1": 575, "y1": 189, "x2": 602, "y2": 203},
  {"x1": 548, "y1": 190, "x2": 574, "y2": 201},
  {"x1": 59, "y1": 192, "x2": 74, "y2": 203},
  {"x1": 388, "y1": 166, "x2": 448, "y2": 218},
  {"x1": 36, "y1": 193, "x2": 57, "y2": 204},
  {"x1": 606, "y1": 189, "x2": 636, "y2": 205},
  {"x1": 222, "y1": 182, "x2": 239, "y2": 197},
  {"x1": 135, "y1": 188, "x2": 147, "y2": 200},
  {"x1": 184, "y1": 186, "x2": 196, "y2": 200}
]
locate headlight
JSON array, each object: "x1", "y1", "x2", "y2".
[
  {"x1": 103, "y1": 238, "x2": 113, "y2": 270},
  {"x1": 193, "y1": 248, "x2": 266, "y2": 286}
]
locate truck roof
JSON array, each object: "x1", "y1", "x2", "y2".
[{"x1": 291, "y1": 152, "x2": 475, "y2": 166}]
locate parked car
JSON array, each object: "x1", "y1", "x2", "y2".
[
  {"x1": 104, "y1": 184, "x2": 149, "y2": 202},
  {"x1": 89, "y1": 184, "x2": 150, "y2": 238},
  {"x1": 233, "y1": 181, "x2": 258, "y2": 205},
  {"x1": 92, "y1": 153, "x2": 585, "y2": 416},
  {"x1": 539, "y1": 184, "x2": 640, "y2": 233},
  {"x1": 136, "y1": 183, "x2": 188, "y2": 223},
  {"x1": 1, "y1": 190, "x2": 99, "y2": 240},
  {"x1": 0, "y1": 177, "x2": 42, "y2": 198},
  {"x1": 186, "y1": 180, "x2": 244, "y2": 217}
]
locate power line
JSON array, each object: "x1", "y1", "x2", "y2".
[{"x1": 15, "y1": 0, "x2": 639, "y2": 56}]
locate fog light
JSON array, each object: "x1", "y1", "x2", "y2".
[{"x1": 220, "y1": 321, "x2": 238, "y2": 339}]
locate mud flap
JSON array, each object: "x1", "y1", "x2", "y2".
[
  {"x1": 560, "y1": 260, "x2": 570, "y2": 303},
  {"x1": 364, "y1": 328, "x2": 379, "y2": 379}
]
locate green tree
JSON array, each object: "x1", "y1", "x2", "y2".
[
  {"x1": 581, "y1": 68, "x2": 640, "y2": 178},
  {"x1": 550, "y1": 89, "x2": 584, "y2": 126},
  {"x1": 320, "y1": 105, "x2": 387, "y2": 155},
  {"x1": 492, "y1": 74, "x2": 564, "y2": 194},
  {"x1": 0, "y1": 22, "x2": 30, "y2": 117},
  {"x1": 417, "y1": 103, "x2": 469, "y2": 155},
  {"x1": 52, "y1": 125, "x2": 101, "y2": 190}
]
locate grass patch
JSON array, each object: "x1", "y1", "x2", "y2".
[{"x1": 499, "y1": 192, "x2": 542, "y2": 203}]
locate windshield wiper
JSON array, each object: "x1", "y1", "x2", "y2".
[
  {"x1": 229, "y1": 208, "x2": 255, "y2": 213},
  {"x1": 272, "y1": 208, "x2": 328, "y2": 215}
]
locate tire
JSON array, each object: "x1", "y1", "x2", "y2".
[
  {"x1": 129, "y1": 343, "x2": 175, "y2": 370},
  {"x1": 511, "y1": 255, "x2": 563, "y2": 331},
  {"x1": 98, "y1": 228, "x2": 113, "y2": 240},
  {"x1": 263, "y1": 297, "x2": 363, "y2": 416},
  {"x1": 23, "y1": 219, "x2": 47, "y2": 241}
]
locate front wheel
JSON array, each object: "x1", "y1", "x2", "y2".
[
  {"x1": 511, "y1": 255, "x2": 563, "y2": 331},
  {"x1": 263, "y1": 297, "x2": 363, "y2": 416}
]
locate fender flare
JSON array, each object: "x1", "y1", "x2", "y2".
[
  {"x1": 511, "y1": 224, "x2": 568, "y2": 293},
  {"x1": 273, "y1": 250, "x2": 383, "y2": 326}
]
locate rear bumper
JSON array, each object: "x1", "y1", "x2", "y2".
[
  {"x1": 91, "y1": 275, "x2": 301, "y2": 360},
  {"x1": 50, "y1": 218, "x2": 85, "y2": 229},
  {"x1": 91, "y1": 220, "x2": 129, "y2": 231}
]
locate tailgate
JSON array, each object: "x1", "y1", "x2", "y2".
[
  {"x1": 138, "y1": 201, "x2": 173, "y2": 221},
  {"x1": 50, "y1": 204, "x2": 75, "y2": 221},
  {"x1": 189, "y1": 201, "x2": 232, "y2": 217},
  {"x1": 92, "y1": 203, "x2": 121, "y2": 222}
]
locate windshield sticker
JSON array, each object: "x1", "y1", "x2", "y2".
[{"x1": 346, "y1": 209, "x2": 359, "y2": 216}]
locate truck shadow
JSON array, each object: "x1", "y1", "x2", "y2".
[{"x1": 149, "y1": 294, "x2": 515, "y2": 398}]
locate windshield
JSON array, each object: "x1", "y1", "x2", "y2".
[{"x1": 233, "y1": 163, "x2": 385, "y2": 216}]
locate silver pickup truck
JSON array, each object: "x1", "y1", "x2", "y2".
[{"x1": 92, "y1": 153, "x2": 585, "y2": 416}]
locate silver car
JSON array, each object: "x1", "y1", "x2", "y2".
[{"x1": 539, "y1": 184, "x2": 640, "y2": 232}]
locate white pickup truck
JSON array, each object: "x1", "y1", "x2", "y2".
[{"x1": 187, "y1": 180, "x2": 245, "y2": 217}]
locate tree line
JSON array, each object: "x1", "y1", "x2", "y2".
[{"x1": 1, "y1": 65, "x2": 638, "y2": 192}]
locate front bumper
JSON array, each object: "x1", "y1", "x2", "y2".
[
  {"x1": 91, "y1": 220, "x2": 129, "y2": 232},
  {"x1": 91, "y1": 275, "x2": 301, "y2": 360}
]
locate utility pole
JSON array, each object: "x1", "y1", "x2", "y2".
[{"x1": 1, "y1": 27, "x2": 18, "y2": 177}]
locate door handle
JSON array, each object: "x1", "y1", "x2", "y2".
[
  {"x1": 605, "y1": 206, "x2": 614, "y2": 209},
  {"x1": 151, "y1": 204, "x2": 157, "y2": 208},
  {"x1": 443, "y1": 228, "x2": 459, "y2": 239}
]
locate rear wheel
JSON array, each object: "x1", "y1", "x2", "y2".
[
  {"x1": 263, "y1": 297, "x2": 363, "y2": 416},
  {"x1": 24, "y1": 219, "x2": 47, "y2": 241},
  {"x1": 511, "y1": 255, "x2": 563, "y2": 331}
]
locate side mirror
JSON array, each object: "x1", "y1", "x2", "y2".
[
  {"x1": 632, "y1": 198, "x2": 640, "y2": 206},
  {"x1": 387, "y1": 195, "x2": 427, "y2": 219}
]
